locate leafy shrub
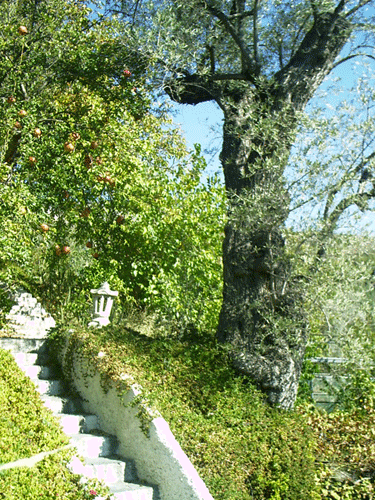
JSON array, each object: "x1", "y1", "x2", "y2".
[
  {"x1": 0, "y1": 348, "x2": 109, "y2": 499},
  {"x1": 0, "y1": 349, "x2": 68, "y2": 462},
  {"x1": 299, "y1": 403, "x2": 375, "y2": 499},
  {"x1": 0, "y1": 0, "x2": 226, "y2": 333}
]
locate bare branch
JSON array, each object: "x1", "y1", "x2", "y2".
[
  {"x1": 277, "y1": 40, "x2": 284, "y2": 69},
  {"x1": 208, "y1": 44, "x2": 215, "y2": 73},
  {"x1": 211, "y1": 72, "x2": 249, "y2": 80},
  {"x1": 227, "y1": 10, "x2": 255, "y2": 20},
  {"x1": 328, "y1": 189, "x2": 375, "y2": 228},
  {"x1": 331, "y1": 52, "x2": 375, "y2": 69},
  {"x1": 345, "y1": 0, "x2": 373, "y2": 17},
  {"x1": 253, "y1": 0, "x2": 260, "y2": 69},
  {"x1": 203, "y1": 0, "x2": 256, "y2": 79},
  {"x1": 309, "y1": 0, "x2": 319, "y2": 20},
  {"x1": 333, "y1": 0, "x2": 347, "y2": 17}
]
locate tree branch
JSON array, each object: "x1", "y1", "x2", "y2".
[
  {"x1": 333, "y1": 0, "x2": 347, "y2": 17},
  {"x1": 163, "y1": 73, "x2": 222, "y2": 105},
  {"x1": 203, "y1": 0, "x2": 257, "y2": 80},
  {"x1": 331, "y1": 52, "x2": 375, "y2": 69},
  {"x1": 253, "y1": 0, "x2": 260, "y2": 70},
  {"x1": 328, "y1": 189, "x2": 375, "y2": 228},
  {"x1": 227, "y1": 10, "x2": 255, "y2": 20},
  {"x1": 274, "y1": 11, "x2": 352, "y2": 109},
  {"x1": 345, "y1": 0, "x2": 373, "y2": 17},
  {"x1": 211, "y1": 72, "x2": 248, "y2": 81}
]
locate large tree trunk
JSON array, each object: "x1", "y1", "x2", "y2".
[
  {"x1": 216, "y1": 91, "x2": 307, "y2": 409},
  {"x1": 163, "y1": 8, "x2": 352, "y2": 409}
]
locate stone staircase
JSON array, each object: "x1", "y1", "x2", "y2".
[{"x1": 0, "y1": 336, "x2": 159, "y2": 500}]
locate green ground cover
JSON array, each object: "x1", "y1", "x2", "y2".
[{"x1": 51, "y1": 324, "x2": 375, "y2": 500}]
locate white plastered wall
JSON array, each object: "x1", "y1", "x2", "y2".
[{"x1": 58, "y1": 336, "x2": 215, "y2": 500}]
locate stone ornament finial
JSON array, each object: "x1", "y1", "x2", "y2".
[{"x1": 89, "y1": 282, "x2": 118, "y2": 328}]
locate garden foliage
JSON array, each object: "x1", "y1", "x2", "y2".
[
  {"x1": 0, "y1": 0, "x2": 226, "y2": 332},
  {"x1": 0, "y1": 348, "x2": 109, "y2": 499}
]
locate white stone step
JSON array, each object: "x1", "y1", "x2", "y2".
[
  {"x1": 70, "y1": 456, "x2": 126, "y2": 484},
  {"x1": 55, "y1": 413, "x2": 99, "y2": 435},
  {"x1": 0, "y1": 337, "x2": 47, "y2": 353},
  {"x1": 34, "y1": 378, "x2": 65, "y2": 396},
  {"x1": 13, "y1": 352, "x2": 38, "y2": 367},
  {"x1": 69, "y1": 433, "x2": 117, "y2": 458},
  {"x1": 41, "y1": 395, "x2": 81, "y2": 414},
  {"x1": 22, "y1": 364, "x2": 57, "y2": 380},
  {"x1": 109, "y1": 481, "x2": 154, "y2": 500}
]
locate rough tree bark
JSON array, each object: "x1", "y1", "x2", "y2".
[{"x1": 165, "y1": 7, "x2": 352, "y2": 409}]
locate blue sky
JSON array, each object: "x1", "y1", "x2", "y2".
[{"x1": 171, "y1": 101, "x2": 223, "y2": 177}]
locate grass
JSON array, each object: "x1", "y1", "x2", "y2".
[{"x1": 0, "y1": 348, "x2": 109, "y2": 500}]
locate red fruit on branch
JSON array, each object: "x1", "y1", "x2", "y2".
[
  {"x1": 123, "y1": 69, "x2": 132, "y2": 77},
  {"x1": 84, "y1": 155, "x2": 93, "y2": 168},
  {"x1": 14, "y1": 121, "x2": 22, "y2": 129},
  {"x1": 29, "y1": 156, "x2": 37, "y2": 165},
  {"x1": 86, "y1": 241, "x2": 93, "y2": 248},
  {"x1": 18, "y1": 26, "x2": 28, "y2": 35},
  {"x1": 71, "y1": 132, "x2": 80, "y2": 141},
  {"x1": 55, "y1": 245, "x2": 61, "y2": 256},
  {"x1": 92, "y1": 252, "x2": 99, "y2": 259},
  {"x1": 95, "y1": 156, "x2": 103, "y2": 165},
  {"x1": 40, "y1": 223, "x2": 49, "y2": 232},
  {"x1": 90, "y1": 141, "x2": 98, "y2": 149},
  {"x1": 80, "y1": 207, "x2": 90, "y2": 218},
  {"x1": 62, "y1": 246, "x2": 70, "y2": 255},
  {"x1": 33, "y1": 128, "x2": 42, "y2": 138},
  {"x1": 18, "y1": 109, "x2": 27, "y2": 118},
  {"x1": 64, "y1": 142, "x2": 75, "y2": 153},
  {"x1": 7, "y1": 96, "x2": 16, "y2": 104}
]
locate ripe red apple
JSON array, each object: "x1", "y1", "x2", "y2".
[
  {"x1": 7, "y1": 96, "x2": 16, "y2": 104},
  {"x1": 86, "y1": 241, "x2": 93, "y2": 248},
  {"x1": 64, "y1": 142, "x2": 75, "y2": 153},
  {"x1": 29, "y1": 156, "x2": 37, "y2": 165},
  {"x1": 62, "y1": 246, "x2": 70, "y2": 255},
  {"x1": 18, "y1": 109, "x2": 27, "y2": 118},
  {"x1": 116, "y1": 215, "x2": 125, "y2": 225},
  {"x1": 103, "y1": 175, "x2": 115, "y2": 187},
  {"x1": 84, "y1": 155, "x2": 93, "y2": 168},
  {"x1": 14, "y1": 121, "x2": 22, "y2": 129},
  {"x1": 40, "y1": 223, "x2": 49, "y2": 232},
  {"x1": 123, "y1": 69, "x2": 132, "y2": 77},
  {"x1": 33, "y1": 128, "x2": 42, "y2": 138},
  {"x1": 18, "y1": 26, "x2": 28, "y2": 35},
  {"x1": 92, "y1": 252, "x2": 99, "y2": 259},
  {"x1": 80, "y1": 207, "x2": 90, "y2": 218},
  {"x1": 71, "y1": 132, "x2": 80, "y2": 141},
  {"x1": 55, "y1": 244, "x2": 61, "y2": 256}
]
